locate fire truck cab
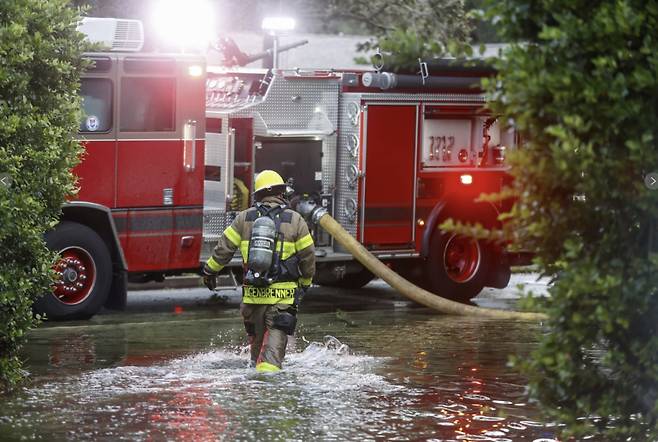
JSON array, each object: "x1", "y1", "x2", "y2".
[
  {"x1": 37, "y1": 19, "x2": 515, "y2": 320},
  {"x1": 35, "y1": 25, "x2": 208, "y2": 319}
]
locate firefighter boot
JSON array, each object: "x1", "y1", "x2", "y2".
[
  {"x1": 241, "y1": 303, "x2": 266, "y2": 367},
  {"x1": 255, "y1": 304, "x2": 296, "y2": 372}
]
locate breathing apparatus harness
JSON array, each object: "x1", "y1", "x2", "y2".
[
  {"x1": 242, "y1": 201, "x2": 306, "y2": 336},
  {"x1": 243, "y1": 202, "x2": 301, "y2": 288}
]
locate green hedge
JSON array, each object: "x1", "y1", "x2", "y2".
[
  {"x1": 485, "y1": 0, "x2": 658, "y2": 438},
  {"x1": 0, "y1": 0, "x2": 85, "y2": 391}
]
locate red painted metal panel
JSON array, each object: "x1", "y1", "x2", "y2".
[
  {"x1": 116, "y1": 140, "x2": 204, "y2": 207},
  {"x1": 363, "y1": 105, "x2": 417, "y2": 247},
  {"x1": 178, "y1": 140, "x2": 204, "y2": 206},
  {"x1": 113, "y1": 207, "x2": 203, "y2": 272},
  {"x1": 124, "y1": 209, "x2": 173, "y2": 271},
  {"x1": 73, "y1": 140, "x2": 116, "y2": 208},
  {"x1": 413, "y1": 170, "x2": 508, "y2": 252},
  {"x1": 169, "y1": 207, "x2": 204, "y2": 270}
]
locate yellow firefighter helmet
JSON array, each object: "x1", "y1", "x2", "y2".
[{"x1": 254, "y1": 170, "x2": 286, "y2": 194}]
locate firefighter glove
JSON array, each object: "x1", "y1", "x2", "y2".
[
  {"x1": 295, "y1": 285, "x2": 309, "y2": 307},
  {"x1": 202, "y1": 265, "x2": 218, "y2": 291}
]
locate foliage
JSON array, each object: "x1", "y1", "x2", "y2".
[
  {"x1": 464, "y1": 0, "x2": 503, "y2": 43},
  {"x1": 326, "y1": 0, "x2": 473, "y2": 70},
  {"x1": 0, "y1": 0, "x2": 85, "y2": 391},
  {"x1": 482, "y1": 0, "x2": 658, "y2": 438}
]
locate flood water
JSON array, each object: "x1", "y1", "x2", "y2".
[{"x1": 0, "y1": 286, "x2": 562, "y2": 441}]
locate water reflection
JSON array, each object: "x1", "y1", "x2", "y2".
[{"x1": 0, "y1": 309, "x2": 573, "y2": 441}]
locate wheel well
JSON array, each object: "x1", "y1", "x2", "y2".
[
  {"x1": 420, "y1": 199, "x2": 500, "y2": 259},
  {"x1": 60, "y1": 202, "x2": 128, "y2": 310},
  {"x1": 61, "y1": 203, "x2": 126, "y2": 271}
]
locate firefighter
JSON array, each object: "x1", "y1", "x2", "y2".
[{"x1": 202, "y1": 170, "x2": 315, "y2": 372}]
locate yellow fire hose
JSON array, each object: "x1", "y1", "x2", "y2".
[{"x1": 316, "y1": 212, "x2": 547, "y2": 321}]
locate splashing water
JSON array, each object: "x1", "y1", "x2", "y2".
[
  {"x1": 0, "y1": 310, "x2": 577, "y2": 441},
  {"x1": 2, "y1": 336, "x2": 399, "y2": 441}
]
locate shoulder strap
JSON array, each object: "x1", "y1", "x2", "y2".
[
  {"x1": 280, "y1": 210, "x2": 293, "y2": 223},
  {"x1": 254, "y1": 203, "x2": 287, "y2": 220},
  {"x1": 245, "y1": 207, "x2": 260, "y2": 222}
]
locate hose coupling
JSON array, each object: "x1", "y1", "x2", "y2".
[
  {"x1": 310, "y1": 206, "x2": 328, "y2": 225},
  {"x1": 296, "y1": 199, "x2": 328, "y2": 226}
]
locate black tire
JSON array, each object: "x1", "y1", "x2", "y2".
[
  {"x1": 426, "y1": 231, "x2": 490, "y2": 303},
  {"x1": 34, "y1": 221, "x2": 112, "y2": 320},
  {"x1": 314, "y1": 268, "x2": 375, "y2": 289},
  {"x1": 487, "y1": 250, "x2": 511, "y2": 289},
  {"x1": 333, "y1": 268, "x2": 375, "y2": 289}
]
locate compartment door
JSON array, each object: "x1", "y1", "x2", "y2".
[
  {"x1": 362, "y1": 105, "x2": 417, "y2": 248},
  {"x1": 115, "y1": 57, "x2": 206, "y2": 271}
]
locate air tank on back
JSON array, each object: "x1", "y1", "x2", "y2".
[{"x1": 247, "y1": 216, "x2": 277, "y2": 277}]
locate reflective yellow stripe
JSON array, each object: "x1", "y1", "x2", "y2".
[
  {"x1": 256, "y1": 361, "x2": 281, "y2": 372},
  {"x1": 224, "y1": 226, "x2": 241, "y2": 247},
  {"x1": 243, "y1": 296, "x2": 295, "y2": 305},
  {"x1": 242, "y1": 285, "x2": 297, "y2": 304},
  {"x1": 269, "y1": 281, "x2": 298, "y2": 289},
  {"x1": 282, "y1": 242, "x2": 295, "y2": 260},
  {"x1": 205, "y1": 256, "x2": 222, "y2": 272},
  {"x1": 295, "y1": 234, "x2": 314, "y2": 251},
  {"x1": 240, "y1": 240, "x2": 249, "y2": 262},
  {"x1": 299, "y1": 276, "x2": 312, "y2": 286}
]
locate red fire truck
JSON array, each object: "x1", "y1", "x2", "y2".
[{"x1": 36, "y1": 19, "x2": 517, "y2": 320}]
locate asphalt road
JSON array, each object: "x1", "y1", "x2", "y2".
[{"x1": 109, "y1": 273, "x2": 550, "y2": 316}]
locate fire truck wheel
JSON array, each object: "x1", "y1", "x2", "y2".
[
  {"x1": 314, "y1": 267, "x2": 375, "y2": 289},
  {"x1": 34, "y1": 221, "x2": 112, "y2": 320},
  {"x1": 426, "y1": 232, "x2": 490, "y2": 303},
  {"x1": 333, "y1": 269, "x2": 375, "y2": 289}
]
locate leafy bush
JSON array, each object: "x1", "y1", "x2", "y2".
[
  {"x1": 485, "y1": 0, "x2": 658, "y2": 438},
  {"x1": 0, "y1": 0, "x2": 85, "y2": 391},
  {"x1": 327, "y1": 0, "x2": 473, "y2": 70}
]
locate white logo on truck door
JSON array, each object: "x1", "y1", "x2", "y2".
[{"x1": 85, "y1": 115, "x2": 100, "y2": 131}]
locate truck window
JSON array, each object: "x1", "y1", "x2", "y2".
[
  {"x1": 79, "y1": 78, "x2": 112, "y2": 133},
  {"x1": 120, "y1": 77, "x2": 175, "y2": 132}
]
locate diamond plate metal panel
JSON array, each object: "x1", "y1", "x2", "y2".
[
  {"x1": 203, "y1": 118, "x2": 229, "y2": 210},
  {"x1": 336, "y1": 93, "x2": 362, "y2": 239},
  {"x1": 221, "y1": 74, "x2": 340, "y2": 194},
  {"x1": 200, "y1": 241, "x2": 215, "y2": 262},
  {"x1": 201, "y1": 210, "x2": 240, "y2": 262},
  {"x1": 204, "y1": 122, "x2": 227, "y2": 166},
  {"x1": 256, "y1": 74, "x2": 339, "y2": 193},
  {"x1": 202, "y1": 208, "x2": 236, "y2": 239},
  {"x1": 203, "y1": 181, "x2": 224, "y2": 209}
]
